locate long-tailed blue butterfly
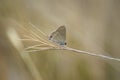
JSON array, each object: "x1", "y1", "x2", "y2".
[{"x1": 49, "y1": 26, "x2": 67, "y2": 45}]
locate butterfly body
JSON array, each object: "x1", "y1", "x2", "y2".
[{"x1": 49, "y1": 26, "x2": 66, "y2": 46}]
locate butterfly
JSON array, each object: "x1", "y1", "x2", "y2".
[{"x1": 49, "y1": 26, "x2": 67, "y2": 46}]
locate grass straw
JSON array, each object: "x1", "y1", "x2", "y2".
[
  {"x1": 7, "y1": 26, "x2": 43, "y2": 80},
  {"x1": 19, "y1": 23, "x2": 120, "y2": 62},
  {"x1": 64, "y1": 47, "x2": 120, "y2": 62}
]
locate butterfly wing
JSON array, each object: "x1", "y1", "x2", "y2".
[{"x1": 49, "y1": 26, "x2": 66, "y2": 45}]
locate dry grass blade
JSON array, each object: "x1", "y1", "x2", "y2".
[
  {"x1": 64, "y1": 47, "x2": 120, "y2": 62},
  {"x1": 18, "y1": 23, "x2": 60, "y2": 53},
  {"x1": 18, "y1": 23, "x2": 120, "y2": 62}
]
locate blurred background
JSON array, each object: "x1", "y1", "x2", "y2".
[{"x1": 0, "y1": 0, "x2": 120, "y2": 80}]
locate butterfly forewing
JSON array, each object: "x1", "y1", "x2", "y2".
[{"x1": 49, "y1": 26, "x2": 66, "y2": 45}]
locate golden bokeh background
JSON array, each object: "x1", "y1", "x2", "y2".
[{"x1": 0, "y1": 0, "x2": 120, "y2": 80}]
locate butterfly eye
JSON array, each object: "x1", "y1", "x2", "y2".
[
  {"x1": 50, "y1": 36, "x2": 52, "y2": 38},
  {"x1": 49, "y1": 35, "x2": 53, "y2": 40},
  {"x1": 65, "y1": 42, "x2": 67, "y2": 45}
]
